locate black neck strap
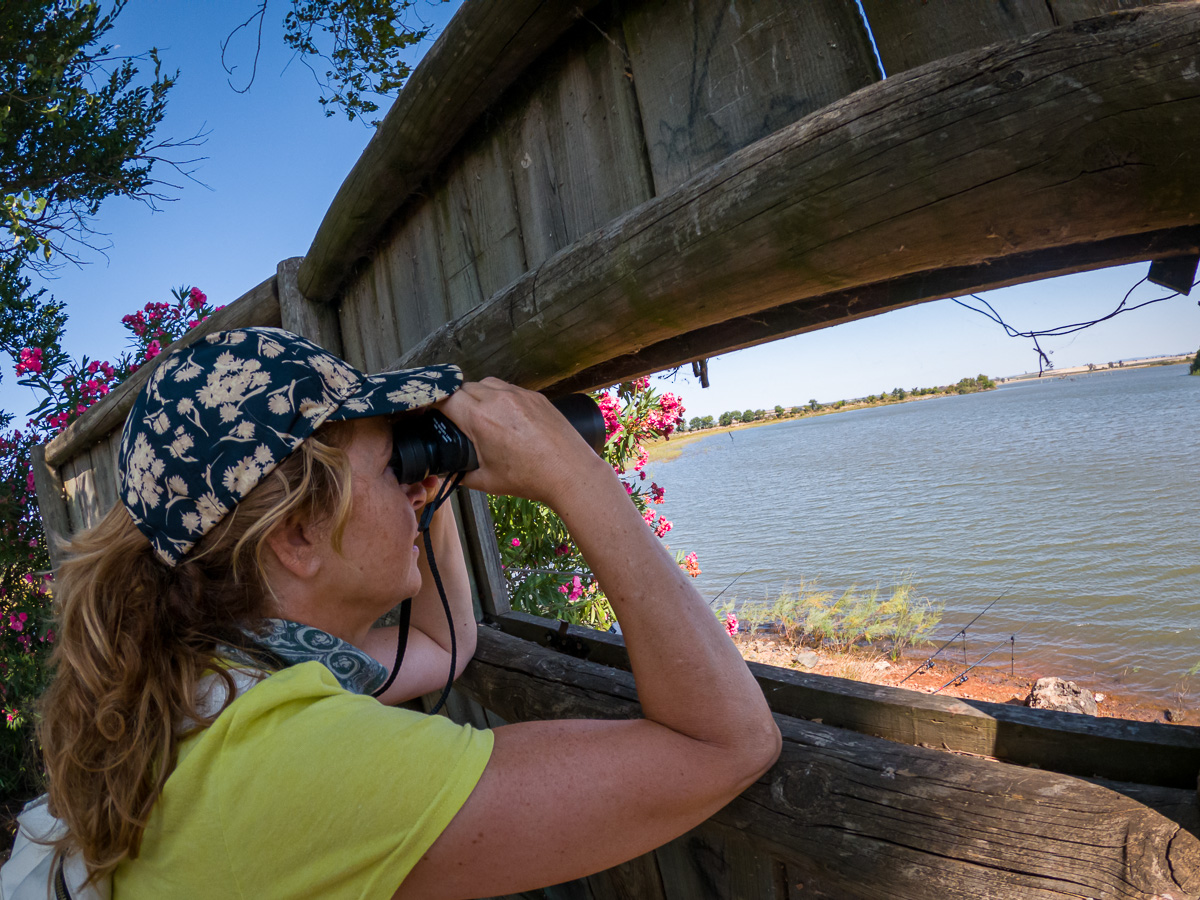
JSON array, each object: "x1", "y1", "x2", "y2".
[{"x1": 372, "y1": 472, "x2": 466, "y2": 715}]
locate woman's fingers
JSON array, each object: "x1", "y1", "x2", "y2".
[{"x1": 439, "y1": 380, "x2": 601, "y2": 502}]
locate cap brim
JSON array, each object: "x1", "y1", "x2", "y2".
[{"x1": 327, "y1": 363, "x2": 463, "y2": 423}]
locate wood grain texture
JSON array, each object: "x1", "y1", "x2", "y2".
[
  {"x1": 457, "y1": 488, "x2": 511, "y2": 617},
  {"x1": 88, "y1": 429, "x2": 120, "y2": 519},
  {"x1": 277, "y1": 256, "x2": 343, "y2": 356},
  {"x1": 490, "y1": 611, "x2": 1200, "y2": 788},
  {"x1": 376, "y1": 198, "x2": 452, "y2": 357},
  {"x1": 1049, "y1": 0, "x2": 1171, "y2": 25},
  {"x1": 44, "y1": 274, "x2": 281, "y2": 470},
  {"x1": 393, "y1": 6, "x2": 1200, "y2": 391},
  {"x1": 297, "y1": 0, "x2": 608, "y2": 304},
  {"x1": 499, "y1": 7, "x2": 654, "y2": 270},
  {"x1": 860, "y1": 0, "x2": 1171, "y2": 77},
  {"x1": 335, "y1": 266, "x2": 371, "y2": 372},
  {"x1": 859, "y1": 0, "x2": 1055, "y2": 75},
  {"x1": 461, "y1": 626, "x2": 1200, "y2": 900},
  {"x1": 62, "y1": 446, "x2": 102, "y2": 532},
  {"x1": 552, "y1": 225, "x2": 1200, "y2": 393},
  {"x1": 30, "y1": 444, "x2": 70, "y2": 570},
  {"x1": 624, "y1": 0, "x2": 881, "y2": 193}
]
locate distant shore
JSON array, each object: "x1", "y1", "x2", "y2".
[
  {"x1": 1002, "y1": 353, "x2": 1191, "y2": 381},
  {"x1": 647, "y1": 355, "x2": 1193, "y2": 464},
  {"x1": 647, "y1": 387, "x2": 972, "y2": 463}
]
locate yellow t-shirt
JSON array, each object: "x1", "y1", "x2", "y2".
[{"x1": 113, "y1": 662, "x2": 493, "y2": 899}]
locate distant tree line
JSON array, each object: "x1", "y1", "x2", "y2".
[
  {"x1": 680, "y1": 374, "x2": 997, "y2": 432},
  {"x1": 1191, "y1": 346, "x2": 1200, "y2": 375}
]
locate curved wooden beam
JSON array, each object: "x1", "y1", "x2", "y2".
[
  {"x1": 395, "y1": 5, "x2": 1200, "y2": 388},
  {"x1": 297, "y1": 0, "x2": 604, "y2": 304},
  {"x1": 462, "y1": 627, "x2": 1200, "y2": 900}
]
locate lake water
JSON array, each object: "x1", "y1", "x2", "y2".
[{"x1": 648, "y1": 364, "x2": 1200, "y2": 702}]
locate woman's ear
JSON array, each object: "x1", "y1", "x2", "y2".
[{"x1": 262, "y1": 512, "x2": 325, "y2": 580}]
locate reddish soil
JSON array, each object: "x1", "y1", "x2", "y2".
[{"x1": 733, "y1": 631, "x2": 1186, "y2": 725}]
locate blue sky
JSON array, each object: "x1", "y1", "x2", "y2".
[{"x1": 4, "y1": 1, "x2": 1197, "y2": 424}]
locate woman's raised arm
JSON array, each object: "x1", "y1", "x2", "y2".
[{"x1": 394, "y1": 380, "x2": 781, "y2": 900}]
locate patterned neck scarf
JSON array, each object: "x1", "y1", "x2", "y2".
[{"x1": 223, "y1": 619, "x2": 387, "y2": 696}]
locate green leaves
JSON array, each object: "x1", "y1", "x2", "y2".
[{"x1": 0, "y1": 0, "x2": 178, "y2": 274}]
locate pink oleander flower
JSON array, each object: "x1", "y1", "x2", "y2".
[
  {"x1": 510, "y1": 537, "x2": 521, "y2": 547},
  {"x1": 681, "y1": 552, "x2": 701, "y2": 578},
  {"x1": 4, "y1": 710, "x2": 16, "y2": 724},
  {"x1": 725, "y1": 613, "x2": 738, "y2": 638},
  {"x1": 15, "y1": 347, "x2": 43, "y2": 375},
  {"x1": 597, "y1": 391, "x2": 621, "y2": 439},
  {"x1": 642, "y1": 509, "x2": 656, "y2": 526},
  {"x1": 145, "y1": 339, "x2": 162, "y2": 361},
  {"x1": 654, "y1": 516, "x2": 672, "y2": 538},
  {"x1": 624, "y1": 482, "x2": 633, "y2": 495},
  {"x1": 650, "y1": 483, "x2": 665, "y2": 504},
  {"x1": 188, "y1": 286, "x2": 208, "y2": 310},
  {"x1": 555, "y1": 543, "x2": 571, "y2": 557}
]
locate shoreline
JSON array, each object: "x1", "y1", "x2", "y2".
[
  {"x1": 648, "y1": 356, "x2": 1194, "y2": 464},
  {"x1": 732, "y1": 630, "x2": 1190, "y2": 725}
]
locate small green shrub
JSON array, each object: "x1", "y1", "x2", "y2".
[{"x1": 717, "y1": 578, "x2": 941, "y2": 660}]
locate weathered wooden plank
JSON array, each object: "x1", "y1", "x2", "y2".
[
  {"x1": 432, "y1": 179, "x2": 488, "y2": 320},
  {"x1": 460, "y1": 627, "x2": 1200, "y2": 900},
  {"x1": 488, "y1": 611, "x2": 1200, "y2": 788},
  {"x1": 277, "y1": 256, "x2": 343, "y2": 356},
  {"x1": 59, "y1": 453, "x2": 84, "y2": 540},
  {"x1": 861, "y1": 0, "x2": 1170, "y2": 78},
  {"x1": 298, "y1": 0, "x2": 608, "y2": 304},
  {"x1": 504, "y1": 93, "x2": 572, "y2": 270},
  {"x1": 62, "y1": 446, "x2": 103, "y2": 532},
  {"x1": 457, "y1": 488, "x2": 511, "y2": 617},
  {"x1": 552, "y1": 225, "x2": 1200, "y2": 394},
  {"x1": 335, "y1": 268, "x2": 370, "y2": 372},
  {"x1": 448, "y1": 136, "x2": 528, "y2": 310},
  {"x1": 501, "y1": 7, "x2": 654, "y2": 270},
  {"x1": 30, "y1": 444, "x2": 70, "y2": 570},
  {"x1": 44, "y1": 274, "x2": 281, "y2": 470},
  {"x1": 859, "y1": 0, "x2": 1054, "y2": 76},
  {"x1": 367, "y1": 243, "x2": 404, "y2": 371},
  {"x1": 624, "y1": 0, "x2": 880, "y2": 194},
  {"x1": 394, "y1": 198, "x2": 453, "y2": 343},
  {"x1": 396, "y1": 7, "x2": 1200, "y2": 392},
  {"x1": 1049, "y1": 0, "x2": 1169, "y2": 25},
  {"x1": 87, "y1": 429, "x2": 120, "y2": 518},
  {"x1": 580, "y1": 851, "x2": 666, "y2": 900},
  {"x1": 653, "y1": 822, "x2": 777, "y2": 900}
]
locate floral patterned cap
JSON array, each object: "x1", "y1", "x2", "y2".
[{"x1": 119, "y1": 327, "x2": 462, "y2": 566}]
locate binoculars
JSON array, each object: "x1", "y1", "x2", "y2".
[{"x1": 389, "y1": 394, "x2": 606, "y2": 485}]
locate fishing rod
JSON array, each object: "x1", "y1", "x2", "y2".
[
  {"x1": 707, "y1": 569, "x2": 750, "y2": 607},
  {"x1": 898, "y1": 591, "x2": 1009, "y2": 684},
  {"x1": 933, "y1": 627, "x2": 1028, "y2": 694}
]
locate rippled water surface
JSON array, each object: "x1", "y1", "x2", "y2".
[{"x1": 649, "y1": 364, "x2": 1200, "y2": 700}]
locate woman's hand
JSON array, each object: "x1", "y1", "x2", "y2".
[{"x1": 438, "y1": 379, "x2": 608, "y2": 507}]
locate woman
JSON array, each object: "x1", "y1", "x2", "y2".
[{"x1": 34, "y1": 327, "x2": 781, "y2": 899}]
